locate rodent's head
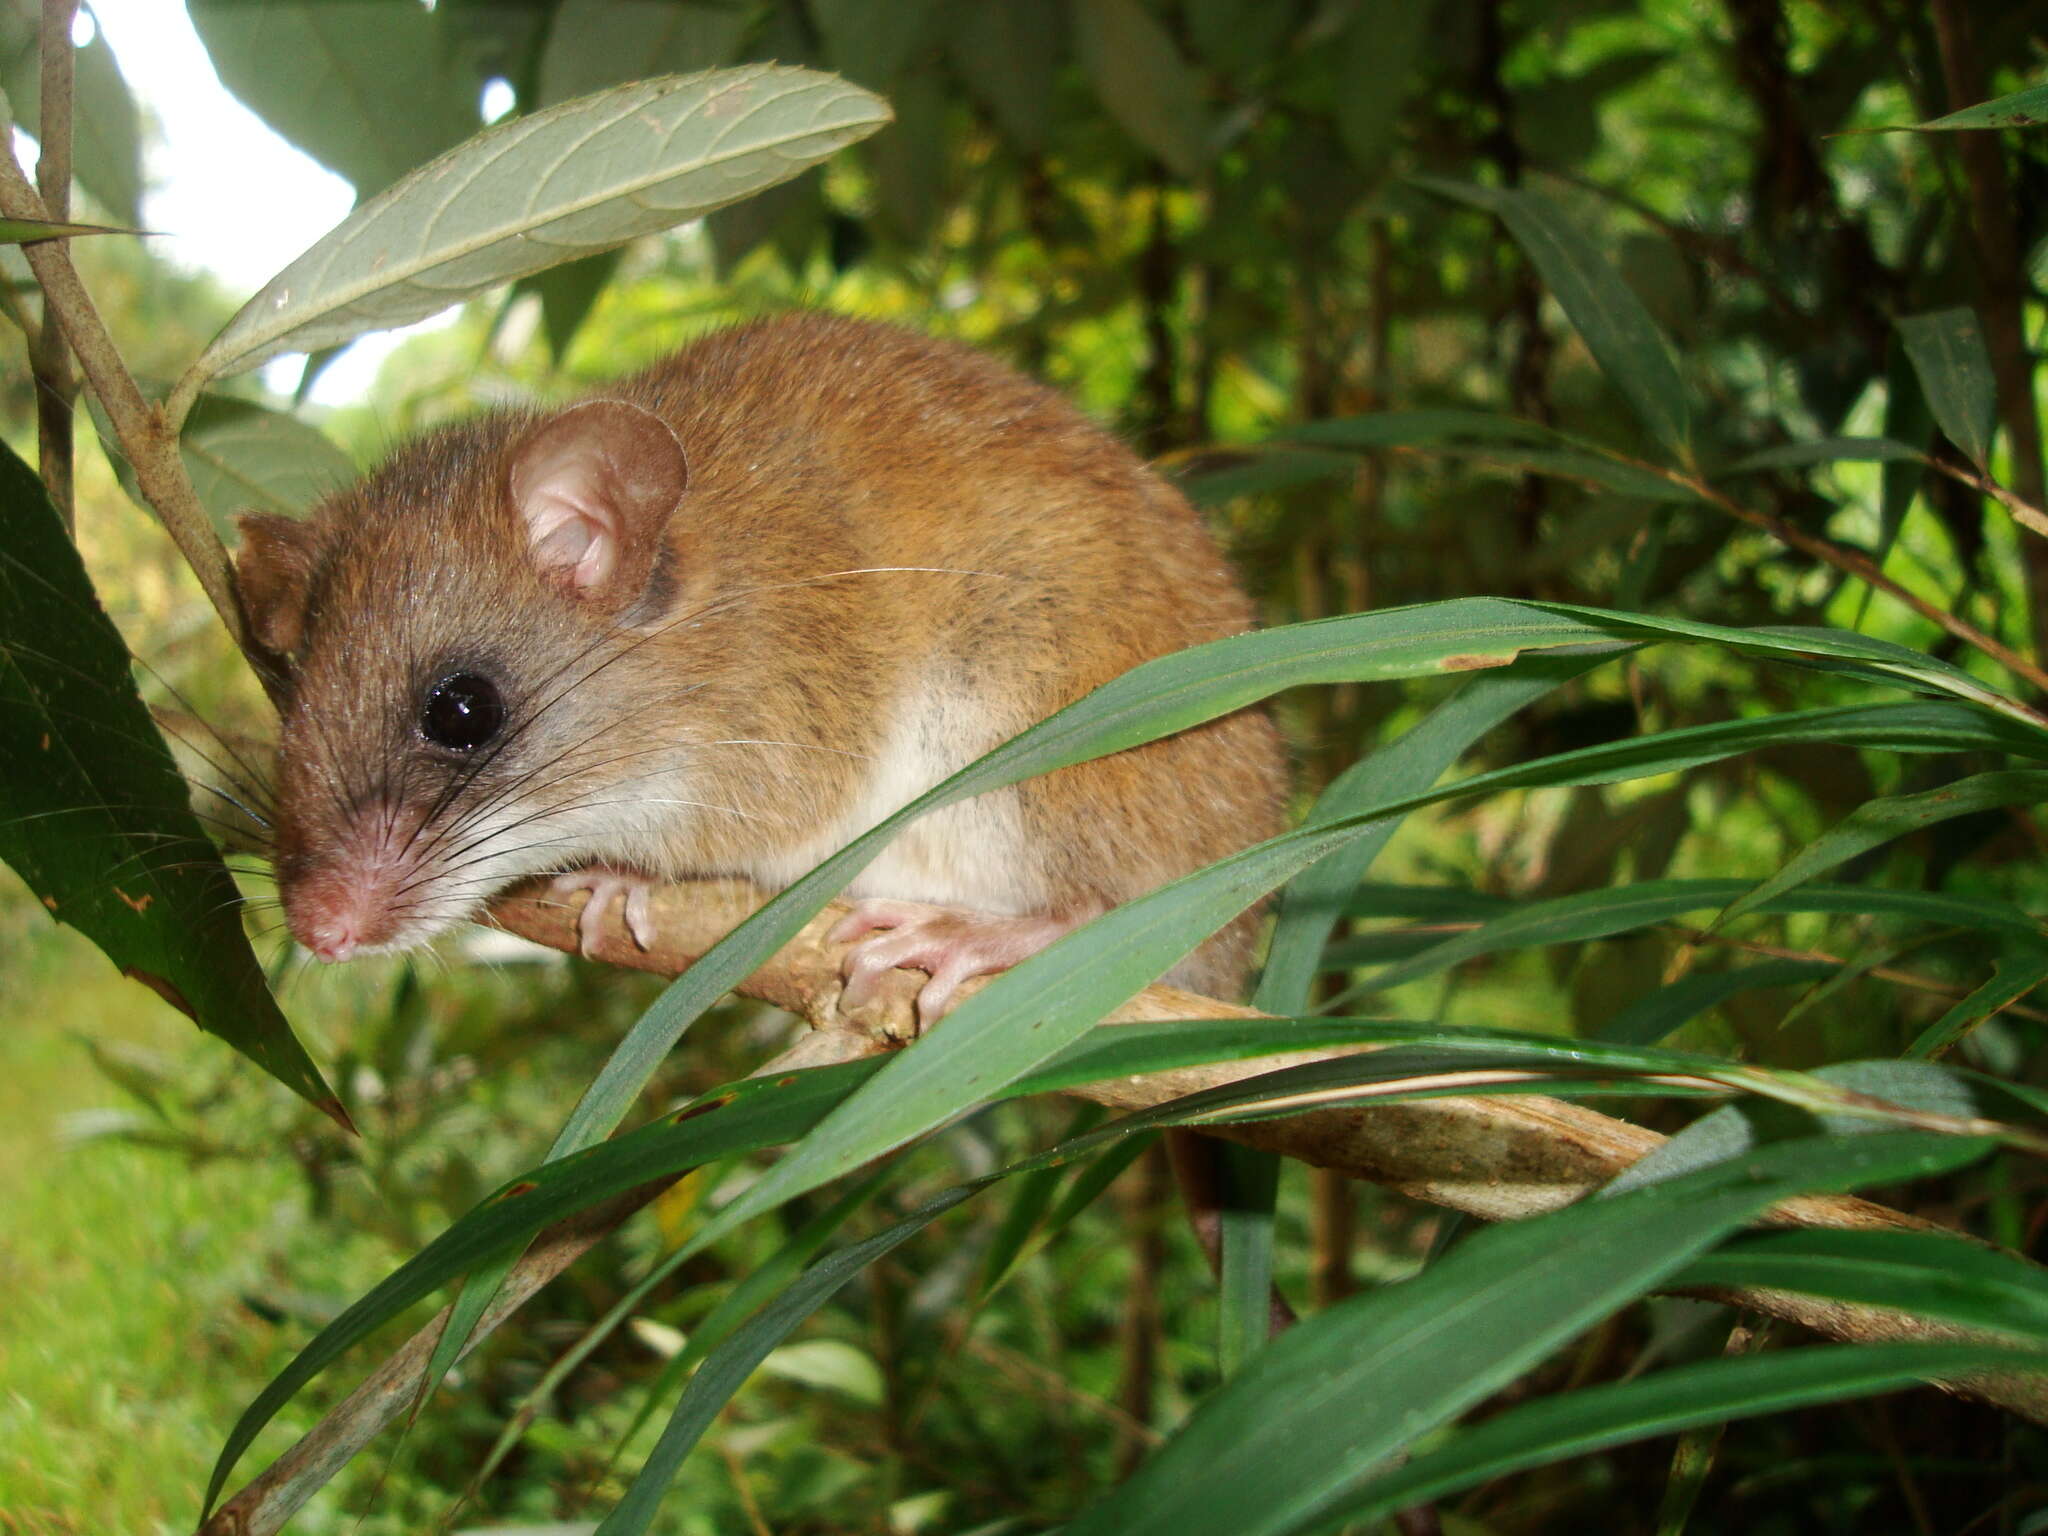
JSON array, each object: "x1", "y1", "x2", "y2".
[{"x1": 238, "y1": 400, "x2": 690, "y2": 960}]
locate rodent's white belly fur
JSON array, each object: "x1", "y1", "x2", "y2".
[{"x1": 739, "y1": 682, "x2": 1045, "y2": 918}]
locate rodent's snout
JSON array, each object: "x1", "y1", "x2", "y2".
[{"x1": 275, "y1": 796, "x2": 445, "y2": 962}]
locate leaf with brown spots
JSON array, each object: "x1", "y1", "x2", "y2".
[{"x1": 0, "y1": 436, "x2": 345, "y2": 1127}]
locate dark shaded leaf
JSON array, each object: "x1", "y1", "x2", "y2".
[{"x1": 0, "y1": 437, "x2": 340, "y2": 1122}]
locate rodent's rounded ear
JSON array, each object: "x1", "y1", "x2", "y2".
[
  {"x1": 233, "y1": 512, "x2": 323, "y2": 659},
  {"x1": 508, "y1": 399, "x2": 688, "y2": 609}
]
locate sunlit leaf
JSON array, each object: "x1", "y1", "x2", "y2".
[{"x1": 194, "y1": 66, "x2": 891, "y2": 378}]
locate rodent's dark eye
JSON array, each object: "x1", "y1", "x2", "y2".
[{"x1": 419, "y1": 672, "x2": 505, "y2": 752}]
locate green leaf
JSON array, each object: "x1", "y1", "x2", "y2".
[
  {"x1": 0, "y1": 2, "x2": 144, "y2": 223},
  {"x1": 188, "y1": 0, "x2": 484, "y2": 197},
  {"x1": 974, "y1": 1104, "x2": 1105, "y2": 1302},
  {"x1": 1725, "y1": 436, "x2": 1927, "y2": 473},
  {"x1": 1072, "y1": 0, "x2": 1215, "y2": 178},
  {"x1": 1322, "y1": 1343, "x2": 2042, "y2": 1531},
  {"x1": 1709, "y1": 769, "x2": 2048, "y2": 934},
  {"x1": 194, "y1": 66, "x2": 891, "y2": 378},
  {"x1": 598, "y1": 1188, "x2": 975, "y2": 1534},
  {"x1": 1216, "y1": 1143, "x2": 1281, "y2": 1378},
  {"x1": 812, "y1": 0, "x2": 946, "y2": 87},
  {"x1": 1892, "y1": 79, "x2": 2048, "y2": 132},
  {"x1": 1896, "y1": 307, "x2": 1998, "y2": 468},
  {"x1": 1060, "y1": 1132, "x2": 1993, "y2": 1536},
  {"x1": 204, "y1": 1060, "x2": 884, "y2": 1514},
  {"x1": 1170, "y1": 447, "x2": 1358, "y2": 507},
  {"x1": 1334, "y1": 0, "x2": 1434, "y2": 173},
  {"x1": 1677, "y1": 1229, "x2": 2048, "y2": 1341},
  {"x1": 0, "y1": 215, "x2": 137, "y2": 243},
  {"x1": 536, "y1": 0, "x2": 751, "y2": 105},
  {"x1": 179, "y1": 395, "x2": 358, "y2": 530},
  {"x1": 1257, "y1": 653, "x2": 1609, "y2": 1015},
  {"x1": 607, "y1": 1164, "x2": 894, "y2": 1460},
  {"x1": 948, "y1": 0, "x2": 1060, "y2": 154},
  {"x1": 0, "y1": 437, "x2": 342, "y2": 1124},
  {"x1": 1906, "y1": 942, "x2": 2048, "y2": 1060},
  {"x1": 1593, "y1": 959, "x2": 1836, "y2": 1045},
  {"x1": 1279, "y1": 410, "x2": 1577, "y2": 450},
  {"x1": 510, "y1": 249, "x2": 622, "y2": 364},
  {"x1": 93, "y1": 390, "x2": 357, "y2": 536},
  {"x1": 1413, "y1": 177, "x2": 1691, "y2": 458}
]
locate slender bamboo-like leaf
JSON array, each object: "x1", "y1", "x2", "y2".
[
  {"x1": 1059, "y1": 1133, "x2": 1993, "y2": 1536},
  {"x1": 193, "y1": 66, "x2": 891, "y2": 379},
  {"x1": 1676, "y1": 1229, "x2": 2048, "y2": 1341},
  {"x1": 602, "y1": 1165, "x2": 895, "y2": 1469},
  {"x1": 1217, "y1": 1143, "x2": 1282, "y2": 1378},
  {"x1": 1072, "y1": 0, "x2": 1215, "y2": 178},
  {"x1": 0, "y1": 215, "x2": 137, "y2": 243},
  {"x1": 1321, "y1": 1343, "x2": 2043, "y2": 1532},
  {"x1": 1887, "y1": 80, "x2": 2048, "y2": 132},
  {"x1": 1593, "y1": 959, "x2": 1836, "y2": 1045},
  {"x1": 1897, "y1": 307, "x2": 1998, "y2": 469},
  {"x1": 598, "y1": 1188, "x2": 976, "y2": 1534},
  {"x1": 1726, "y1": 436, "x2": 1926, "y2": 473},
  {"x1": 1604, "y1": 1058, "x2": 2040, "y2": 1197},
  {"x1": 1258, "y1": 654, "x2": 1608, "y2": 1014},
  {"x1": 203, "y1": 1061, "x2": 880, "y2": 1513},
  {"x1": 1171, "y1": 447, "x2": 1358, "y2": 508},
  {"x1": 1907, "y1": 942, "x2": 2048, "y2": 1059},
  {"x1": 1709, "y1": 769, "x2": 2048, "y2": 934},
  {"x1": 0, "y1": 438, "x2": 342, "y2": 1125},
  {"x1": 974, "y1": 1104, "x2": 1107, "y2": 1303},
  {"x1": 1278, "y1": 409, "x2": 1576, "y2": 451},
  {"x1": 1413, "y1": 176, "x2": 1691, "y2": 457}
]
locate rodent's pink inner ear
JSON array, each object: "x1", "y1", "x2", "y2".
[{"x1": 506, "y1": 399, "x2": 688, "y2": 605}]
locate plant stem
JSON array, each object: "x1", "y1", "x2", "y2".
[
  {"x1": 0, "y1": 123, "x2": 251, "y2": 655},
  {"x1": 1679, "y1": 471, "x2": 2048, "y2": 702},
  {"x1": 33, "y1": 0, "x2": 76, "y2": 532}
]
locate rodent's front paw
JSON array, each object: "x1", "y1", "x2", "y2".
[{"x1": 551, "y1": 868, "x2": 659, "y2": 955}]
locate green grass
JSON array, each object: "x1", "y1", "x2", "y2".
[{"x1": 0, "y1": 896, "x2": 426, "y2": 1534}]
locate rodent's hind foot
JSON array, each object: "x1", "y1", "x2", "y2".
[
  {"x1": 551, "y1": 867, "x2": 659, "y2": 955},
  {"x1": 831, "y1": 899, "x2": 1088, "y2": 1036}
]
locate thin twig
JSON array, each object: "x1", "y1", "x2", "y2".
[
  {"x1": 34, "y1": 0, "x2": 77, "y2": 531},
  {"x1": 1676, "y1": 926, "x2": 2048, "y2": 1026},
  {"x1": 1674, "y1": 468, "x2": 2048, "y2": 703}
]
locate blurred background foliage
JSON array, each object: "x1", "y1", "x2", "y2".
[{"x1": 5, "y1": 0, "x2": 2048, "y2": 1531}]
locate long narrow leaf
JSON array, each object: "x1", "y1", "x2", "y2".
[
  {"x1": 1413, "y1": 177, "x2": 1690, "y2": 457},
  {"x1": 1675, "y1": 1229, "x2": 2048, "y2": 1342},
  {"x1": 1321, "y1": 1343, "x2": 2042, "y2": 1532},
  {"x1": 1059, "y1": 1133, "x2": 1993, "y2": 1536},
  {"x1": 1709, "y1": 769, "x2": 2048, "y2": 933},
  {"x1": 1257, "y1": 653, "x2": 1608, "y2": 1014}
]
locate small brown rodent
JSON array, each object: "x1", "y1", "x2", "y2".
[{"x1": 237, "y1": 313, "x2": 1287, "y2": 1016}]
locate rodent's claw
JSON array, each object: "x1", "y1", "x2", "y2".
[
  {"x1": 552, "y1": 868, "x2": 659, "y2": 955},
  {"x1": 832, "y1": 900, "x2": 1081, "y2": 1035}
]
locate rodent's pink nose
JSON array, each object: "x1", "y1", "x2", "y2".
[
  {"x1": 286, "y1": 882, "x2": 389, "y2": 963},
  {"x1": 303, "y1": 919, "x2": 360, "y2": 963}
]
